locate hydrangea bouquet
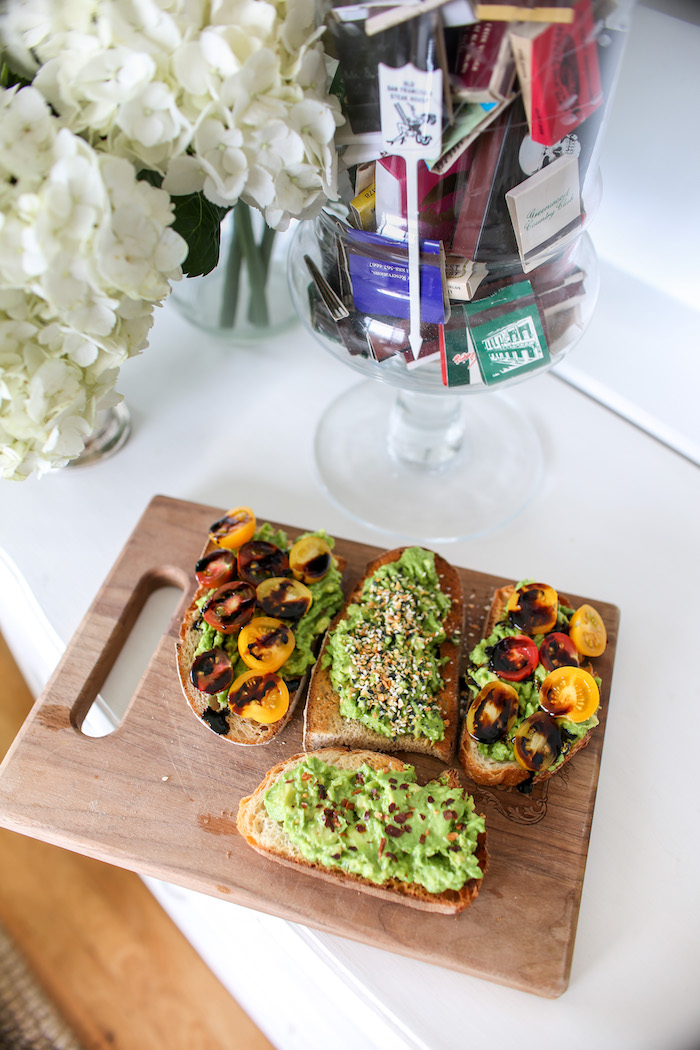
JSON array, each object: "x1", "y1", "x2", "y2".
[{"x1": 0, "y1": 0, "x2": 343, "y2": 479}]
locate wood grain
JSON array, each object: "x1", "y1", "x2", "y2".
[
  {"x1": 0, "y1": 631, "x2": 273, "y2": 1050},
  {"x1": 0, "y1": 495, "x2": 620, "y2": 999}
]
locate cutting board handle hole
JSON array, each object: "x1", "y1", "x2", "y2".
[{"x1": 80, "y1": 577, "x2": 185, "y2": 738}]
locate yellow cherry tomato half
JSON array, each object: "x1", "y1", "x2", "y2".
[
  {"x1": 506, "y1": 582, "x2": 558, "y2": 636},
  {"x1": 237, "y1": 616, "x2": 295, "y2": 673},
  {"x1": 256, "y1": 577, "x2": 313, "y2": 619},
  {"x1": 466, "y1": 680, "x2": 519, "y2": 744},
  {"x1": 569, "y1": 604, "x2": 607, "y2": 658},
  {"x1": 209, "y1": 506, "x2": 256, "y2": 550},
  {"x1": 513, "y1": 711, "x2": 562, "y2": 773},
  {"x1": 289, "y1": 535, "x2": 332, "y2": 583},
  {"x1": 539, "y1": 666, "x2": 600, "y2": 723},
  {"x1": 228, "y1": 670, "x2": 289, "y2": 724}
]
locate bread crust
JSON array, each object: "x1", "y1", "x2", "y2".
[
  {"x1": 303, "y1": 547, "x2": 464, "y2": 763},
  {"x1": 459, "y1": 584, "x2": 595, "y2": 787},
  {"x1": 236, "y1": 747, "x2": 488, "y2": 914}
]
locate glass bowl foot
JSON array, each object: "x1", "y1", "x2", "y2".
[{"x1": 315, "y1": 381, "x2": 543, "y2": 542}]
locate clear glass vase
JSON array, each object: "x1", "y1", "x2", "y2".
[{"x1": 170, "y1": 203, "x2": 299, "y2": 343}]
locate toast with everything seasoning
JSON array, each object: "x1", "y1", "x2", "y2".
[
  {"x1": 176, "y1": 510, "x2": 346, "y2": 746},
  {"x1": 303, "y1": 547, "x2": 464, "y2": 763},
  {"x1": 459, "y1": 582, "x2": 607, "y2": 788},
  {"x1": 237, "y1": 747, "x2": 488, "y2": 914}
]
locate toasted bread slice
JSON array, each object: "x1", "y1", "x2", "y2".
[
  {"x1": 459, "y1": 584, "x2": 595, "y2": 787},
  {"x1": 237, "y1": 747, "x2": 488, "y2": 913},
  {"x1": 176, "y1": 584, "x2": 306, "y2": 745},
  {"x1": 303, "y1": 547, "x2": 464, "y2": 763},
  {"x1": 176, "y1": 535, "x2": 347, "y2": 746}
]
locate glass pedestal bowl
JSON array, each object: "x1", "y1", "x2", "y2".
[{"x1": 288, "y1": 207, "x2": 600, "y2": 542}]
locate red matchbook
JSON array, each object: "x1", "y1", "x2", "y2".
[
  {"x1": 509, "y1": 0, "x2": 603, "y2": 147},
  {"x1": 452, "y1": 21, "x2": 517, "y2": 105}
]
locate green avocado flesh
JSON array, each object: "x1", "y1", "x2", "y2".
[
  {"x1": 263, "y1": 755, "x2": 485, "y2": 893},
  {"x1": 467, "y1": 585, "x2": 599, "y2": 768},
  {"x1": 323, "y1": 547, "x2": 452, "y2": 742},
  {"x1": 193, "y1": 525, "x2": 345, "y2": 710}
]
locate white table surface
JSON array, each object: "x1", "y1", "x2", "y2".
[{"x1": 1, "y1": 4, "x2": 699, "y2": 1050}]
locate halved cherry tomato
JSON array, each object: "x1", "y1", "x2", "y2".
[
  {"x1": 489, "y1": 634, "x2": 539, "y2": 681},
  {"x1": 569, "y1": 604, "x2": 607, "y2": 658},
  {"x1": 237, "y1": 616, "x2": 295, "y2": 672},
  {"x1": 256, "y1": 577, "x2": 313, "y2": 619},
  {"x1": 506, "y1": 583, "x2": 558, "y2": 636},
  {"x1": 237, "y1": 541, "x2": 290, "y2": 586},
  {"x1": 190, "y1": 648, "x2": 234, "y2": 694},
  {"x1": 289, "y1": 536, "x2": 332, "y2": 583},
  {"x1": 201, "y1": 581, "x2": 256, "y2": 634},
  {"x1": 539, "y1": 632, "x2": 579, "y2": 672},
  {"x1": 209, "y1": 506, "x2": 256, "y2": 550},
  {"x1": 228, "y1": 670, "x2": 289, "y2": 724},
  {"x1": 466, "y1": 680, "x2": 519, "y2": 744},
  {"x1": 194, "y1": 548, "x2": 236, "y2": 588},
  {"x1": 539, "y1": 666, "x2": 599, "y2": 723},
  {"x1": 513, "y1": 711, "x2": 562, "y2": 773}
]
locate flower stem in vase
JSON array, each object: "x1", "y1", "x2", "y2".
[
  {"x1": 219, "y1": 209, "x2": 242, "y2": 328},
  {"x1": 235, "y1": 202, "x2": 271, "y2": 328}
]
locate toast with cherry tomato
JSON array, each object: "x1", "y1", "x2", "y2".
[
  {"x1": 303, "y1": 546, "x2": 464, "y2": 762},
  {"x1": 459, "y1": 581, "x2": 607, "y2": 788},
  {"x1": 176, "y1": 506, "x2": 346, "y2": 746},
  {"x1": 236, "y1": 747, "x2": 488, "y2": 914}
]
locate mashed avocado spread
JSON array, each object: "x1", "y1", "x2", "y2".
[
  {"x1": 323, "y1": 547, "x2": 451, "y2": 742},
  {"x1": 467, "y1": 581, "x2": 599, "y2": 769},
  {"x1": 194, "y1": 524, "x2": 344, "y2": 710},
  {"x1": 264, "y1": 755, "x2": 484, "y2": 893}
]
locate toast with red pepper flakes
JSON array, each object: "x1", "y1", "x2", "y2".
[
  {"x1": 459, "y1": 582, "x2": 606, "y2": 787},
  {"x1": 236, "y1": 747, "x2": 488, "y2": 913},
  {"x1": 303, "y1": 547, "x2": 464, "y2": 763}
]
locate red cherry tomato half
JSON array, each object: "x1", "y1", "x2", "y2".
[
  {"x1": 201, "y1": 581, "x2": 256, "y2": 634},
  {"x1": 194, "y1": 548, "x2": 236, "y2": 588},
  {"x1": 190, "y1": 647, "x2": 234, "y2": 694},
  {"x1": 489, "y1": 634, "x2": 539, "y2": 681},
  {"x1": 209, "y1": 506, "x2": 256, "y2": 550},
  {"x1": 539, "y1": 632, "x2": 579, "y2": 672},
  {"x1": 237, "y1": 541, "x2": 290, "y2": 586}
]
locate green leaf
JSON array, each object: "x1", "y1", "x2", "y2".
[
  {"x1": 171, "y1": 192, "x2": 230, "y2": 278},
  {"x1": 135, "y1": 172, "x2": 229, "y2": 278}
]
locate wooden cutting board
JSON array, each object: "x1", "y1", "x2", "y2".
[{"x1": 0, "y1": 495, "x2": 619, "y2": 998}]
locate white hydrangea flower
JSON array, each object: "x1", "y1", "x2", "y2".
[
  {"x1": 0, "y1": 0, "x2": 344, "y2": 228},
  {"x1": 0, "y1": 85, "x2": 188, "y2": 479}
]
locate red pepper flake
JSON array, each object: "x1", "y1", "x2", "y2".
[
  {"x1": 379, "y1": 836, "x2": 386, "y2": 857},
  {"x1": 356, "y1": 823, "x2": 367, "y2": 833},
  {"x1": 442, "y1": 809, "x2": 457, "y2": 820},
  {"x1": 386, "y1": 825, "x2": 403, "y2": 838},
  {"x1": 419, "y1": 834, "x2": 427, "y2": 844}
]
